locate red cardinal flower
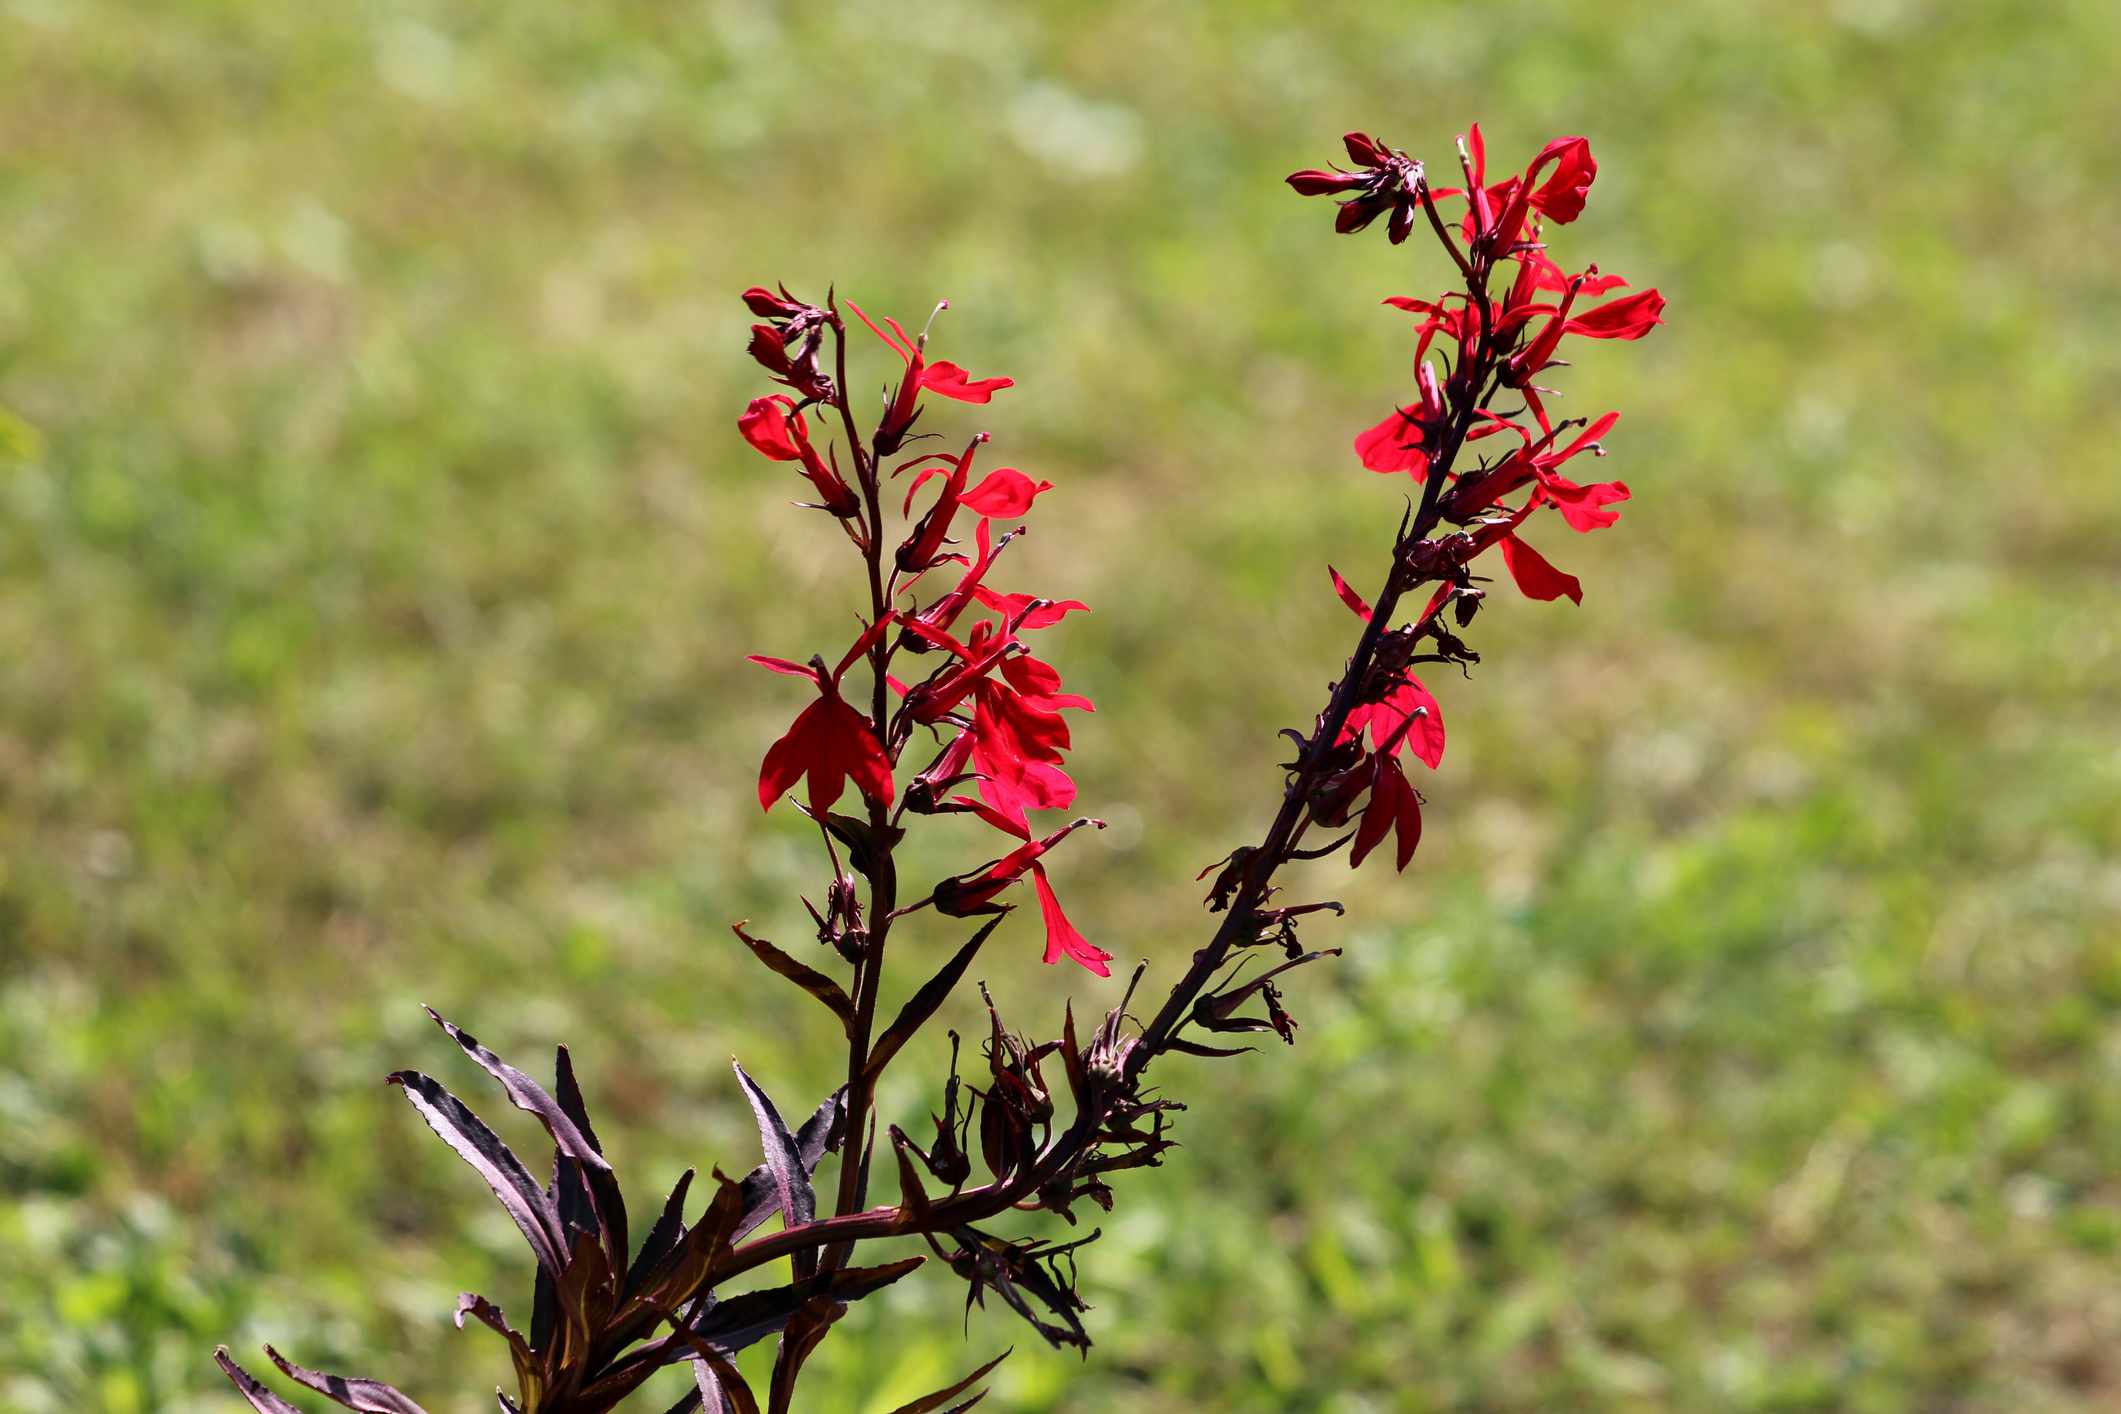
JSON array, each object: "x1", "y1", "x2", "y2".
[
  {"x1": 933, "y1": 817, "x2": 1113, "y2": 976},
  {"x1": 737, "y1": 395, "x2": 861, "y2": 516},
  {"x1": 1498, "y1": 533, "x2": 1583, "y2": 605},
  {"x1": 1350, "y1": 753, "x2": 1423, "y2": 871},
  {"x1": 935, "y1": 816, "x2": 1100, "y2": 913},
  {"x1": 921, "y1": 360, "x2": 1015, "y2": 403},
  {"x1": 960, "y1": 467, "x2": 1054, "y2": 518},
  {"x1": 897, "y1": 436, "x2": 985, "y2": 574},
  {"x1": 1354, "y1": 404, "x2": 1431, "y2": 478},
  {"x1": 1342, "y1": 676, "x2": 1445, "y2": 770},
  {"x1": 751, "y1": 616, "x2": 896, "y2": 814},
  {"x1": 1286, "y1": 131, "x2": 1424, "y2": 244},
  {"x1": 847, "y1": 298, "x2": 930, "y2": 455},
  {"x1": 1033, "y1": 864, "x2": 1111, "y2": 975}
]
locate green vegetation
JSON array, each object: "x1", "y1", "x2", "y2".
[{"x1": 3, "y1": 1, "x2": 2117, "y2": 1409}]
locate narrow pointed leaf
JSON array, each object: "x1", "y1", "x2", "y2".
[
  {"x1": 658, "y1": 1323, "x2": 762, "y2": 1414},
  {"x1": 736, "y1": 1088, "x2": 844, "y2": 1242},
  {"x1": 556, "y1": 1043, "x2": 630, "y2": 1270},
  {"x1": 264, "y1": 1345, "x2": 429, "y2": 1413},
  {"x1": 425, "y1": 1009, "x2": 610, "y2": 1173},
  {"x1": 388, "y1": 1071, "x2": 565, "y2": 1275},
  {"x1": 884, "y1": 1348, "x2": 1011, "y2": 1413},
  {"x1": 594, "y1": 1257, "x2": 926, "y2": 1397},
  {"x1": 695, "y1": 1351, "x2": 763, "y2": 1414},
  {"x1": 624, "y1": 1167, "x2": 695, "y2": 1298},
  {"x1": 732, "y1": 925, "x2": 855, "y2": 1031},
  {"x1": 214, "y1": 1349, "x2": 303, "y2": 1414},
  {"x1": 864, "y1": 915, "x2": 1008, "y2": 1087},
  {"x1": 453, "y1": 1292, "x2": 535, "y2": 1379},
  {"x1": 731, "y1": 1062, "x2": 814, "y2": 1262},
  {"x1": 768, "y1": 1297, "x2": 845, "y2": 1414}
]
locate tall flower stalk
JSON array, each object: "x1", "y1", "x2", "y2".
[{"x1": 218, "y1": 123, "x2": 1663, "y2": 1413}]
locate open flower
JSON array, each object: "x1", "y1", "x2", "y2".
[
  {"x1": 1350, "y1": 753, "x2": 1423, "y2": 871},
  {"x1": 737, "y1": 395, "x2": 861, "y2": 517},
  {"x1": 934, "y1": 818, "x2": 1112, "y2": 975},
  {"x1": 751, "y1": 616, "x2": 897, "y2": 814}
]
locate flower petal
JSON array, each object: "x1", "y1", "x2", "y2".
[
  {"x1": 921, "y1": 361, "x2": 1015, "y2": 403},
  {"x1": 1033, "y1": 864, "x2": 1111, "y2": 976}
]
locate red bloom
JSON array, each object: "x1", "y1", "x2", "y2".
[
  {"x1": 897, "y1": 437, "x2": 983, "y2": 574},
  {"x1": 1563, "y1": 287, "x2": 1666, "y2": 340},
  {"x1": 969, "y1": 689, "x2": 1078, "y2": 833},
  {"x1": 737, "y1": 395, "x2": 805, "y2": 460},
  {"x1": 921, "y1": 360, "x2": 1015, "y2": 403},
  {"x1": 1286, "y1": 131, "x2": 1423, "y2": 244},
  {"x1": 1034, "y1": 864, "x2": 1111, "y2": 975},
  {"x1": 736, "y1": 395, "x2": 860, "y2": 517},
  {"x1": 935, "y1": 816, "x2": 1099, "y2": 913},
  {"x1": 1350, "y1": 754, "x2": 1423, "y2": 871},
  {"x1": 969, "y1": 586, "x2": 1088, "y2": 631},
  {"x1": 1353, "y1": 405, "x2": 1430, "y2": 478},
  {"x1": 847, "y1": 298, "x2": 929, "y2": 455},
  {"x1": 1498, "y1": 533, "x2": 1583, "y2": 605},
  {"x1": 1522, "y1": 135, "x2": 1597, "y2": 224},
  {"x1": 960, "y1": 468, "x2": 1054, "y2": 518},
  {"x1": 932, "y1": 817, "x2": 1111, "y2": 976},
  {"x1": 1539, "y1": 473, "x2": 1632, "y2": 532},
  {"x1": 751, "y1": 617, "x2": 896, "y2": 814},
  {"x1": 1343, "y1": 676, "x2": 1445, "y2": 770}
]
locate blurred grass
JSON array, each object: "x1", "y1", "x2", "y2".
[{"x1": 3, "y1": 0, "x2": 2119, "y2": 1409}]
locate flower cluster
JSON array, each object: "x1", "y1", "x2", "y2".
[
  {"x1": 736, "y1": 287, "x2": 1108, "y2": 974},
  {"x1": 1285, "y1": 123, "x2": 1664, "y2": 874},
  {"x1": 217, "y1": 124, "x2": 1663, "y2": 1414}
]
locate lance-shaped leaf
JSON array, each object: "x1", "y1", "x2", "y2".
[
  {"x1": 731, "y1": 923, "x2": 854, "y2": 1031},
  {"x1": 632, "y1": 1170, "x2": 746, "y2": 1319},
  {"x1": 655, "y1": 1331, "x2": 761, "y2": 1414},
  {"x1": 388, "y1": 1070, "x2": 565, "y2": 1276},
  {"x1": 263, "y1": 1345, "x2": 430, "y2": 1413},
  {"x1": 733, "y1": 1085, "x2": 844, "y2": 1245},
  {"x1": 215, "y1": 1349, "x2": 303, "y2": 1414},
  {"x1": 623, "y1": 1167, "x2": 695, "y2": 1299},
  {"x1": 883, "y1": 1348, "x2": 1011, "y2": 1413},
  {"x1": 768, "y1": 1296, "x2": 846, "y2": 1414},
  {"x1": 731, "y1": 1062, "x2": 814, "y2": 1272},
  {"x1": 889, "y1": 1126, "x2": 934, "y2": 1223},
  {"x1": 694, "y1": 1351, "x2": 763, "y2": 1414},
  {"x1": 453, "y1": 1293, "x2": 537, "y2": 1396},
  {"x1": 547, "y1": 1224, "x2": 621, "y2": 1388},
  {"x1": 426, "y1": 1009, "x2": 611, "y2": 1174},
  {"x1": 863, "y1": 914, "x2": 1008, "y2": 1088},
  {"x1": 555, "y1": 1042, "x2": 630, "y2": 1270},
  {"x1": 589, "y1": 1258, "x2": 924, "y2": 1402}
]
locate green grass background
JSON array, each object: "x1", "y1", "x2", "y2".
[{"x1": 4, "y1": 1, "x2": 2119, "y2": 1409}]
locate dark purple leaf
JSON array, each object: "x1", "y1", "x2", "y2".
[
  {"x1": 731, "y1": 1062, "x2": 814, "y2": 1278},
  {"x1": 735, "y1": 1090, "x2": 843, "y2": 1244},
  {"x1": 1162, "y1": 1036, "x2": 1257, "y2": 1059},
  {"x1": 731, "y1": 924, "x2": 855, "y2": 1031},
  {"x1": 623, "y1": 1167, "x2": 695, "y2": 1299},
  {"x1": 425, "y1": 1009, "x2": 611, "y2": 1174},
  {"x1": 264, "y1": 1345, "x2": 429, "y2": 1413},
  {"x1": 214, "y1": 1349, "x2": 303, "y2": 1414},
  {"x1": 556, "y1": 1043, "x2": 630, "y2": 1270},
  {"x1": 388, "y1": 1071, "x2": 565, "y2": 1276},
  {"x1": 882, "y1": 1348, "x2": 1010, "y2": 1413},
  {"x1": 452, "y1": 1292, "x2": 535, "y2": 1380},
  {"x1": 768, "y1": 1297, "x2": 844, "y2": 1414},
  {"x1": 863, "y1": 915, "x2": 1007, "y2": 1087},
  {"x1": 592, "y1": 1257, "x2": 924, "y2": 1399}
]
